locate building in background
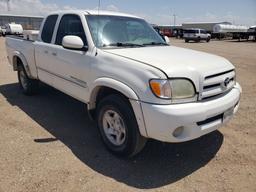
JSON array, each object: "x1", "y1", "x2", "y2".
[{"x1": 0, "y1": 14, "x2": 44, "y2": 30}]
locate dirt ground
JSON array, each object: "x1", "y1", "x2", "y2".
[{"x1": 0, "y1": 37, "x2": 255, "y2": 192}]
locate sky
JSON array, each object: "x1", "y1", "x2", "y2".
[{"x1": 0, "y1": 0, "x2": 255, "y2": 26}]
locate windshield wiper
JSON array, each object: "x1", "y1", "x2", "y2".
[
  {"x1": 143, "y1": 42, "x2": 168, "y2": 46},
  {"x1": 103, "y1": 42, "x2": 145, "y2": 47}
]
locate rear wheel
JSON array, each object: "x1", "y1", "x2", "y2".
[
  {"x1": 18, "y1": 65, "x2": 39, "y2": 95},
  {"x1": 96, "y1": 94, "x2": 147, "y2": 157}
]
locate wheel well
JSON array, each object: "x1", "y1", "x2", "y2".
[
  {"x1": 88, "y1": 86, "x2": 129, "y2": 120},
  {"x1": 96, "y1": 87, "x2": 128, "y2": 105},
  {"x1": 13, "y1": 56, "x2": 23, "y2": 71}
]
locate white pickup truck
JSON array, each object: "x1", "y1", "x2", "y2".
[{"x1": 6, "y1": 10, "x2": 241, "y2": 157}]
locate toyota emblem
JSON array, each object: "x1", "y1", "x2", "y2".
[{"x1": 221, "y1": 77, "x2": 230, "y2": 89}]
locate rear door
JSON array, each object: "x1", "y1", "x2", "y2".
[
  {"x1": 35, "y1": 14, "x2": 58, "y2": 86},
  {"x1": 200, "y1": 29, "x2": 208, "y2": 39}
]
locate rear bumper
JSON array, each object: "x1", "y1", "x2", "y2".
[{"x1": 141, "y1": 83, "x2": 242, "y2": 142}]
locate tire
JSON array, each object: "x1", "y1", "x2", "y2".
[
  {"x1": 206, "y1": 37, "x2": 211, "y2": 42},
  {"x1": 18, "y1": 65, "x2": 39, "y2": 95},
  {"x1": 197, "y1": 37, "x2": 201, "y2": 42},
  {"x1": 96, "y1": 94, "x2": 147, "y2": 157},
  {"x1": 185, "y1": 39, "x2": 189, "y2": 43}
]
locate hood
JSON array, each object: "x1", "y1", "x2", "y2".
[{"x1": 103, "y1": 45, "x2": 234, "y2": 78}]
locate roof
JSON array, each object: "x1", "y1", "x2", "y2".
[
  {"x1": 0, "y1": 10, "x2": 142, "y2": 20},
  {"x1": 158, "y1": 25, "x2": 182, "y2": 27},
  {"x1": 184, "y1": 28, "x2": 206, "y2": 30},
  {"x1": 49, "y1": 10, "x2": 141, "y2": 19}
]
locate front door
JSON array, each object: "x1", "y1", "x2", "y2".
[{"x1": 49, "y1": 14, "x2": 92, "y2": 102}]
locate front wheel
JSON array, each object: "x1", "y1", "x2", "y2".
[
  {"x1": 206, "y1": 37, "x2": 211, "y2": 42},
  {"x1": 96, "y1": 94, "x2": 147, "y2": 157},
  {"x1": 18, "y1": 65, "x2": 39, "y2": 95}
]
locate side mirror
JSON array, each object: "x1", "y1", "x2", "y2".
[
  {"x1": 164, "y1": 36, "x2": 170, "y2": 44},
  {"x1": 62, "y1": 35, "x2": 88, "y2": 51}
]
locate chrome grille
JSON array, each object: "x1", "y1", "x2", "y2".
[{"x1": 201, "y1": 69, "x2": 235, "y2": 100}]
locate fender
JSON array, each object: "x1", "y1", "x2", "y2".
[
  {"x1": 89, "y1": 77, "x2": 140, "y2": 109},
  {"x1": 89, "y1": 77, "x2": 148, "y2": 137},
  {"x1": 12, "y1": 51, "x2": 33, "y2": 78}
]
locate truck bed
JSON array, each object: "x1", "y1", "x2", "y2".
[{"x1": 6, "y1": 36, "x2": 38, "y2": 79}]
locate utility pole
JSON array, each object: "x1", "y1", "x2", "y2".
[
  {"x1": 7, "y1": 0, "x2": 10, "y2": 11},
  {"x1": 173, "y1": 14, "x2": 176, "y2": 26},
  {"x1": 0, "y1": 0, "x2": 10, "y2": 11}
]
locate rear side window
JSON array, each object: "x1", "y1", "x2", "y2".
[
  {"x1": 55, "y1": 14, "x2": 87, "y2": 46},
  {"x1": 200, "y1": 30, "x2": 207, "y2": 34},
  {"x1": 41, "y1": 15, "x2": 58, "y2": 43}
]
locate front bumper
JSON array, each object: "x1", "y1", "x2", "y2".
[{"x1": 141, "y1": 83, "x2": 242, "y2": 142}]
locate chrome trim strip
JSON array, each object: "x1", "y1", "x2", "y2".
[
  {"x1": 37, "y1": 67, "x2": 87, "y2": 88},
  {"x1": 205, "y1": 69, "x2": 234, "y2": 79}
]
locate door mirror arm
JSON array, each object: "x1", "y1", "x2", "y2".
[{"x1": 81, "y1": 45, "x2": 88, "y2": 52}]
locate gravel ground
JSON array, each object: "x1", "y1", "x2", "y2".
[{"x1": 0, "y1": 37, "x2": 255, "y2": 192}]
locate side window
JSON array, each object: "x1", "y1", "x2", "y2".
[
  {"x1": 55, "y1": 14, "x2": 87, "y2": 46},
  {"x1": 41, "y1": 15, "x2": 58, "y2": 43}
]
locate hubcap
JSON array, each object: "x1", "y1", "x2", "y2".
[
  {"x1": 102, "y1": 110, "x2": 126, "y2": 146},
  {"x1": 19, "y1": 70, "x2": 28, "y2": 90}
]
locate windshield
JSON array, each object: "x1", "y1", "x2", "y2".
[{"x1": 86, "y1": 15, "x2": 167, "y2": 48}]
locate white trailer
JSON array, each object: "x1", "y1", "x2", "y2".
[
  {"x1": 213, "y1": 24, "x2": 248, "y2": 33},
  {"x1": 213, "y1": 24, "x2": 255, "y2": 41},
  {"x1": 5, "y1": 23, "x2": 23, "y2": 35}
]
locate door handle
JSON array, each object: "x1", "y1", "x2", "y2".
[{"x1": 52, "y1": 52, "x2": 57, "y2": 56}]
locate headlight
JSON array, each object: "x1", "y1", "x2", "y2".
[
  {"x1": 149, "y1": 79, "x2": 197, "y2": 102},
  {"x1": 170, "y1": 79, "x2": 195, "y2": 99}
]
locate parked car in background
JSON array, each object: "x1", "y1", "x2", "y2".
[
  {"x1": 184, "y1": 28, "x2": 211, "y2": 42},
  {"x1": 153, "y1": 26, "x2": 170, "y2": 43},
  {"x1": 6, "y1": 10, "x2": 241, "y2": 157},
  {"x1": 0, "y1": 26, "x2": 2, "y2": 36},
  {"x1": 161, "y1": 28, "x2": 172, "y2": 37},
  {"x1": 1, "y1": 26, "x2": 7, "y2": 36}
]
